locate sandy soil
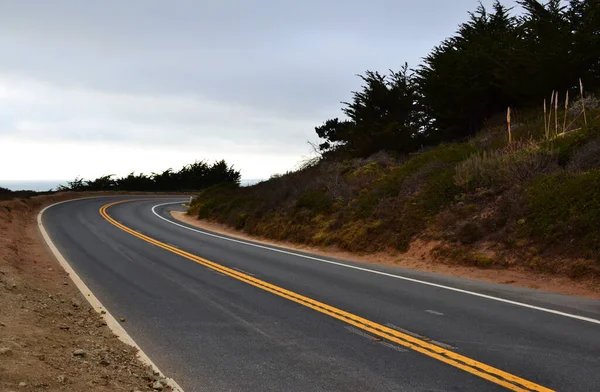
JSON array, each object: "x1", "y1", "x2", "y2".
[
  {"x1": 1, "y1": 193, "x2": 175, "y2": 392},
  {"x1": 171, "y1": 211, "x2": 600, "y2": 299}
]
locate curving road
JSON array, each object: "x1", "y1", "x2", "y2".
[{"x1": 41, "y1": 196, "x2": 600, "y2": 392}]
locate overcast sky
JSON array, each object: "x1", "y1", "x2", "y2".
[{"x1": 0, "y1": 0, "x2": 520, "y2": 182}]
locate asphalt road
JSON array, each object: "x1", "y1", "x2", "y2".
[{"x1": 42, "y1": 196, "x2": 600, "y2": 391}]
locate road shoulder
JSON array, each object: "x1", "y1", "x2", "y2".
[{"x1": 0, "y1": 193, "x2": 177, "y2": 392}]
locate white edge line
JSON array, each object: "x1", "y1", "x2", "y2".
[
  {"x1": 39, "y1": 197, "x2": 185, "y2": 392},
  {"x1": 152, "y1": 201, "x2": 600, "y2": 326},
  {"x1": 425, "y1": 310, "x2": 445, "y2": 316}
]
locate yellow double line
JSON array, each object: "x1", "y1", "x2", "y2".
[{"x1": 100, "y1": 200, "x2": 553, "y2": 392}]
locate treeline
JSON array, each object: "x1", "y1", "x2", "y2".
[
  {"x1": 58, "y1": 160, "x2": 240, "y2": 192},
  {"x1": 317, "y1": 0, "x2": 600, "y2": 157}
]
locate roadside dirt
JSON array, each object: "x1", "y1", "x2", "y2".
[
  {"x1": 171, "y1": 211, "x2": 600, "y2": 300},
  {"x1": 1, "y1": 193, "x2": 175, "y2": 392}
]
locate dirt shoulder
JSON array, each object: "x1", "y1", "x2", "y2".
[
  {"x1": 0, "y1": 193, "x2": 179, "y2": 392},
  {"x1": 171, "y1": 211, "x2": 600, "y2": 300}
]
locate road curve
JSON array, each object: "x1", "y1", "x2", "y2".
[{"x1": 41, "y1": 196, "x2": 600, "y2": 391}]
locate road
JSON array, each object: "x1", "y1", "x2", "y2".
[{"x1": 41, "y1": 196, "x2": 600, "y2": 391}]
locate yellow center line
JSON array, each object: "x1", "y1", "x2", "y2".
[{"x1": 100, "y1": 200, "x2": 554, "y2": 392}]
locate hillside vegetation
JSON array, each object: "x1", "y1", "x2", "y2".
[{"x1": 189, "y1": 0, "x2": 600, "y2": 280}]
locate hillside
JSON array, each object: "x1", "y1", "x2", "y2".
[
  {"x1": 186, "y1": 0, "x2": 600, "y2": 286},
  {"x1": 188, "y1": 102, "x2": 600, "y2": 284}
]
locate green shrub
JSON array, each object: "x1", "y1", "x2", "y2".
[
  {"x1": 235, "y1": 213, "x2": 248, "y2": 229},
  {"x1": 546, "y1": 119, "x2": 600, "y2": 165},
  {"x1": 567, "y1": 138, "x2": 600, "y2": 172},
  {"x1": 454, "y1": 150, "x2": 504, "y2": 189},
  {"x1": 354, "y1": 143, "x2": 476, "y2": 218},
  {"x1": 457, "y1": 221, "x2": 485, "y2": 244},
  {"x1": 294, "y1": 190, "x2": 333, "y2": 215},
  {"x1": 526, "y1": 170, "x2": 600, "y2": 257},
  {"x1": 505, "y1": 149, "x2": 559, "y2": 183}
]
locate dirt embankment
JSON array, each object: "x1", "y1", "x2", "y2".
[
  {"x1": 171, "y1": 211, "x2": 600, "y2": 299},
  {"x1": 0, "y1": 193, "x2": 175, "y2": 392}
]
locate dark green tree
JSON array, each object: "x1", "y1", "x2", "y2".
[
  {"x1": 314, "y1": 118, "x2": 356, "y2": 153},
  {"x1": 317, "y1": 64, "x2": 421, "y2": 157},
  {"x1": 567, "y1": 0, "x2": 600, "y2": 90},
  {"x1": 417, "y1": 1, "x2": 519, "y2": 140},
  {"x1": 516, "y1": 0, "x2": 573, "y2": 99}
]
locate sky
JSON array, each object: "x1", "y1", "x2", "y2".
[{"x1": 0, "y1": 0, "x2": 520, "y2": 184}]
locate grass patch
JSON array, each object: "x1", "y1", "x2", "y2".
[{"x1": 455, "y1": 148, "x2": 559, "y2": 190}]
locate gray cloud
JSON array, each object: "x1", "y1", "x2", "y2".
[{"x1": 0, "y1": 0, "x2": 519, "y2": 178}]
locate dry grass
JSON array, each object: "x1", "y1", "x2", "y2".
[{"x1": 454, "y1": 148, "x2": 558, "y2": 190}]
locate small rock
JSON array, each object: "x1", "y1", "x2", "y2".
[
  {"x1": 59, "y1": 324, "x2": 70, "y2": 330},
  {"x1": 57, "y1": 374, "x2": 67, "y2": 383},
  {"x1": 143, "y1": 369, "x2": 157, "y2": 381},
  {"x1": 100, "y1": 357, "x2": 111, "y2": 366},
  {"x1": 0, "y1": 322, "x2": 5, "y2": 327},
  {"x1": 152, "y1": 380, "x2": 164, "y2": 390},
  {"x1": 48, "y1": 267, "x2": 53, "y2": 271},
  {"x1": 100, "y1": 310, "x2": 106, "y2": 315},
  {"x1": 0, "y1": 347, "x2": 12, "y2": 356},
  {"x1": 38, "y1": 354, "x2": 46, "y2": 361},
  {"x1": 63, "y1": 281, "x2": 68, "y2": 285},
  {"x1": 18, "y1": 382, "x2": 27, "y2": 388},
  {"x1": 73, "y1": 348, "x2": 86, "y2": 357},
  {"x1": 71, "y1": 298, "x2": 82, "y2": 308},
  {"x1": 120, "y1": 317, "x2": 126, "y2": 322}
]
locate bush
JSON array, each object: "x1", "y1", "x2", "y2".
[
  {"x1": 454, "y1": 150, "x2": 504, "y2": 189},
  {"x1": 504, "y1": 149, "x2": 559, "y2": 183},
  {"x1": 567, "y1": 138, "x2": 600, "y2": 172},
  {"x1": 356, "y1": 143, "x2": 476, "y2": 217},
  {"x1": 455, "y1": 148, "x2": 559, "y2": 190},
  {"x1": 457, "y1": 221, "x2": 485, "y2": 244},
  {"x1": 399, "y1": 161, "x2": 446, "y2": 197},
  {"x1": 547, "y1": 119, "x2": 600, "y2": 165},
  {"x1": 294, "y1": 190, "x2": 333, "y2": 215},
  {"x1": 526, "y1": 170, "x2": 600, "y2": 257}
]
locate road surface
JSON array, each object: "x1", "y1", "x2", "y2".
[{"x1": 41, "y1": 196, "x2": 600, "y2": 391}]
